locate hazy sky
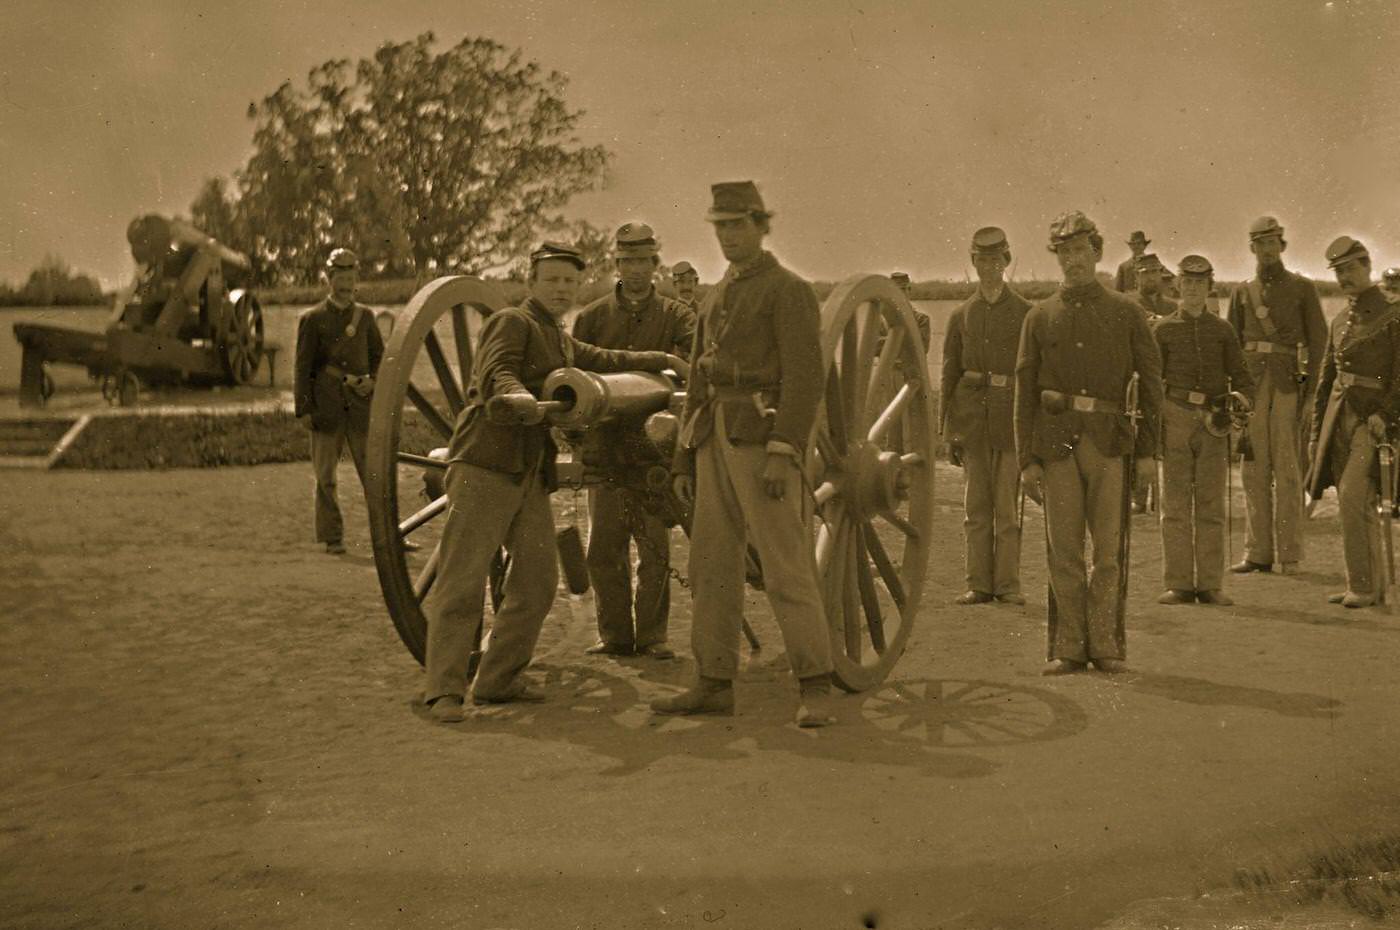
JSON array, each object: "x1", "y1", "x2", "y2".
[{"x1": 2, "y1": 0, "x2": 1398, "y2": 289}]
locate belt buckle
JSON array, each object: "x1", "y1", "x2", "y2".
[
  {"x1": 1188, "y1": 391, "x2": 1206, "y2": 405},
  {"x1": 1071, "y1": 395, "x2": 1095, "y2": 413}
]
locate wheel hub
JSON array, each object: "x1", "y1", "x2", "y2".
[{"x1": 841, "y1": 440, "x2": 909, "y2": 518}]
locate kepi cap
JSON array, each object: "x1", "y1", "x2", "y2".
[
  {"x1": 530, "y1": 241, "x2": 586, "y2": 271},
  {"x1": 1047, "y1": 211, "x2": 1099, "y2": 251},
  {"x1": 671, "y1": 260, "x2": 697, "y2": 278},
  {"x1": 326, "y1": 248, "x2": 359, "y2": 271},
  {"x1": 1248, "y1": 216, "x2": 1285, "y2": 241},
  {"x1": 615, "y1": 222, "x2": 658, "y2": 259},
  {"x1": 1178, "y1": 254, "x2": 1213, "y2": 277},
  {"x1": 705, "y1": 180, "x2": 770, "y2": 222},
  {"x1": 971, "y1": 226, "x2": 1010, "y2": 255},
  {"x1": 1126, "y1": 230, "x2": 1150, "y2": 246},
  {"x1": 889, "y1": 272, "x2": 911, "y2": 285},
  {"x1": 1325, "y1": 236, "x2": 1369, "y2": 270},
  {"x1": 1383, "y1": 267, "x2": 1400, "y2": 286},
  {"x1": 1134, "y1": 253, "x2": 1164, "y2": 272}
]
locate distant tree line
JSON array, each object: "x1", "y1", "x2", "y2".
[
  {"x1": 188, "y1": 32, "x2": 611, "y2": 287},
  {"x1": 0, "y1": 254, "x2": 105, "y2": 307}
]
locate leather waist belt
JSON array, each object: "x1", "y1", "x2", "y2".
[
  {"x1": 1165, "y1": 386, "x2": 1215, "y2": 407},
  {"x1": 1338, "y1": 371, "x2": 1384, "y2": 389},
  {"x1": 1243, "y1": 341, "x2": 1294, "y2": 354},
  {"x1": 961, "y1": 370, "x2": 1011, "y2": 389},
  {"x1": 709, "y1": 384, "x2": 777, "y2": 400},
  {"x1": 1040, "y1": 390, "x2": 1123, "y2": 415}
]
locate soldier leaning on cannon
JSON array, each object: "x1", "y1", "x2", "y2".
[
  {"x1": 420, "y1": 242, "x2": 683, "y2": 723},
  {"x1": 572, "y1": 223, "x2": 696, "y2": 659},
  {"x1": 1227, "y1": 216, "x2": 1328, "y2": 575},
  {"x1": 294, "y1": 248, "x2": 384, "y2": 555},
  {"x1": 1016, "y1": 212, "x2": 1162, "y2": 676},
  {"x1": 650, "y1": 180, "x2": 839, "y2": 727},
  {"x1": 939, "y1": 227, "x2": 1031, "y2": 606},
  {"x1": 1305, "y1": 237, "x2": 1400, "y2": 609},
  {"x1": 1153, "y1": 254, "x2": 1254, "y2": 606}
]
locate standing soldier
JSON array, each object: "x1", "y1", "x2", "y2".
[
  {"x1": 420, "y1": 242, "x2": 681, "y2": 723},
  {"x1": 1016, "y1": 212, "x2": 1162, "y2": 675},
  {"x1": 1382, "y1": 267, "x2": 1400, "y2": 299},
  {"x1": 573, "y1": 223, "x2": 696, "y2": 659},
  {"x1": 939, "y1": 227, "x2": 1031, "y2": 605},
  {"x1": 1115, "y1": 230, "x2": 1151, "y2": 292},
  {"x1": 1153, "y1": 255, "x2": 1254, "y2": 606},
  {"x1": 650, "y1": 181, "x2": 838, "y2": 727},
  {"x1": 1227, "y1": 216, "x2": 1327, "y2": 574},
  {"x1": 294, "y1": 248, "x2": 383, "y2": 555},
  {"x1": 1306, "y1": 237, "x2": 1400, "y2": 608},
  {"x1": 889, "y1": 272, "x2": 933, "y2": 351},
  {"x1": 671, "y1": 260, "x2": 701, "y2": 311},
  {"x1": 1130, "y1": 253, "x2": 1174, "y2": 513}
]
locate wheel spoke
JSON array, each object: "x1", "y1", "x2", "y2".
[
  {"x1": 399, "y1": 494, "x2": 449, "y2": 536},
  {"x1": 812, "y1": 480, "x2": 839, "y2": 507},
  {"x1": 842, "y1": 533, "x2": 862, "y2": 661},
  {"x1": 451, "y1": 304, "x2": 475, "y2": 389},
  {"x1": 864, "y1": 324, "x2": 906, "y2": 426},
  {"x1": 816, "y1": 429, "x2": 844, "y2": 471},
  {"x1": 824, "y1": 369, "x2": 849, "y2": 453},
  {"x1": 840, "y1": 314, "x2": 862, "y2": 436},
  {"x1": 406, "y1": 381, "x2": 455, "y2": 438},
  {"x1": 856, "y1": 526, "x2": 888, "y2": 652},
  {"x1": 868, "y1": 382, "x2": 916, "y2": 444},
  {"x1": 424, "y1": 329, "x2": 465, "y2": 416},
  {"x1": 879, "y1": 509, "x2": 921, "y2": 540},
  {"x1": 398, "y1": 451, "x2": 448, "y2": 470},
  {"x1": 899, "y1": 452, "x2": 925, "y2": 467},
  {"x1": 413, "y1": 542, "x2": 442, "y2": 601},
  {"x1": 865, "y1": 528, "x2": 907, "y2": 609}
]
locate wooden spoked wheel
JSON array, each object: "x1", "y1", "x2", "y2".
[
  {"x1": 220, "y1": 290, "x2": 265, "y2": 384},
  {"x1": 365, "y1": 276, "x2": 506, "y2": 663},
  {"x1": 811, "y1": 275, "x2": 936, "y2": 691}
]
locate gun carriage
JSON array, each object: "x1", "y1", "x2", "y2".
[
  {"x1": 365, "y1": 273, "x2": 937, "y2": 691},
  {"x1": 13, "y1": 215, "x2": 264, "y2": 406}
]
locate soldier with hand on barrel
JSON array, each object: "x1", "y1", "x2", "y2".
[
  {"x1": 420, "y1": 242, "x2": 684, "y2": 723},
  {"x1": 294, "y1": 248, "x2": 383, "y2": 555},
  {"x1": 1305, "y1": 237, "x2": 1400, "y2": 609},
  {"x1": 1015, "y1": 212, "x2": 1162, "y2": 675},
  {"x1": 572, "y1": 223, "x2": 696, "y2": 659},
  {"x1": 1153, "y1": 255, "x2": 1254, "y2": 606},
  {"x1": 651, "y1": 181, "x2": 839, "y2": 727},
  {"x1": 939, "y1": 227, "x2": 1031, "y2": 606},
  {"x1": 1227, "y1": 216, "x2": 1327, "y2": 575}
]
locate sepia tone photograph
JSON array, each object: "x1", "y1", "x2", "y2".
[{"x1": 3, "y1": 1, "x2": 1399, "y2": 927}]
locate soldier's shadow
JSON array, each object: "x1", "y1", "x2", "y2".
[
  {"x1": 1235, "y1": 602, "x2": 1397, "y2": 633},
  {"x1": 422, "y1": 662, "x2": 1090, "y2": 779},
  {"x1": 1121, "y1": 672, "x2": 1342, "y2": 718}
]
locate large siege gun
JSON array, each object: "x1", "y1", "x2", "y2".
[
  {"x1": 13, "y1": 215, "x2": 264, "y2": 406},
  {"x1": 362, "y1": 275, "x2": 940, "y2": 693}
]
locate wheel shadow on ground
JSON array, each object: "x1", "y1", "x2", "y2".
[
  {"x1": 413, "y1": 663, "x2": 1090, "y2": 779},
  {"x1": 1120, "y1": 672, "x2": 1342, "y2": 718},
  {"x1": 1233, "y1": 602, "x2": 1397, "y2": 633}
]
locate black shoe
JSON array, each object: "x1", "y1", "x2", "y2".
[
  {"x1": 1196, "y1": 590, "x2": 1233, "y2": 606},
  {"x1": 1157, "y1": 589, "x2": 1195, "y2": 605},
  {"x1": 585, "y1": 641, "x2": 634, "y2": 656},
  {"x1": 1042, "y1": 659, "x2": 1087, "y2": 676},
  {"x1": 1229, "y1": 559, "x2": 1272, "y2": 574},
  {"x1": 954, "y1": 590, "x2": 995, "y2": 605},
  {"x1": 650, "y1": 677, "x2": 735, "y2": 716},
  {"x1": 636, "y1": 643, "x2": 676, "y2": 660},
  {"x1": 472, "y1": 683, "x2": 546, "y2": 705}
]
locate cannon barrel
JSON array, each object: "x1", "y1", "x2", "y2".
[
  {"x1": 540, "y1": 369, "x2": 680, "y2": 429},
  {"x1": 127, "y1": 214, "x2": 251, "y2": 283}
]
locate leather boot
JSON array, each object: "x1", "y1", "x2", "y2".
[
  {"x1": 649, "y1": 676, "x2": 734, "y2": 716},
  {"x1": 795, "y1": 673, "x2": 839, "y2": 728}
]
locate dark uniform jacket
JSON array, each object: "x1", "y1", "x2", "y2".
[
  {"x1": 1153, "y1": 309, "x2": 1254, "y2": 403},
  {"x1": 1114, "y1": 257, "x2": 1139, "y2": 293},
  {"x1": 1227, "y1": 263, "x2": 1327, "y2": 395},
  {"x1": 1014, "y1": 281, "x2": 1163, "y2": 471},
  {"x1": 1137, "y1": 292, "x2": 1178, "y2": 320},
  {"x1": 674, "y1": 251, "x2": 824, "y2": 474},
  {"x1": 1307, "y1": 288, "x2": 1400, "y2": 494},
  {"x1": 446, "y1": 299, "x2": 668, "y2": 487},
  {"x1": 573, "y1": 283, "x2": 696, "y2": 465},
  {"x1": 940, "y1": 286, "x2": 1031, "y2": 452},
  {"x1": 294, "y1": 298, "x2": 384, "y2": 433}
]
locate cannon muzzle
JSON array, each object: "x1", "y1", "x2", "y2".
[{"x1": 539, "y1": 369, "x2": 679, "y2": 429}]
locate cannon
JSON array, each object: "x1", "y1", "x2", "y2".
[
  {"x1": 13, "y1": 215, "x2": 264, "y2": 406},
  {"x1": 364, "y1": 274, "x2": 937, "y2": 692}
]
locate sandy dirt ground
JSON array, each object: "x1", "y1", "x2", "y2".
[{"x1": 3, "y1": 459, "x2": 1399, "y2": 929}]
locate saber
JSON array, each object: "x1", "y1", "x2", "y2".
[
  {"x1": 1380, "y1": 436, "x2": 1395, "y2": 587},
  {"x1": 1116, "y1": 373, "x2": 1141, "y2": 638}
]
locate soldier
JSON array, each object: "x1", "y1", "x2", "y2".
[
  {"x1": 1383, "y1": 267, "x2": 1400, "y2": 299},
  {"x1": 1306, "y1": 237, "x2": 1400, "y2": 608},
  {"x1": 572, "y1": 223, "x2": 696, "y2": 659},
  {"x1": 672, "y1": 260, "x2": 701, "y2": 310},
  {"x1": 650, "y1": 181, "x2": 838, "y2": 727},
  {"x1": 1153, "y1": 255, "x2": 1254, "y2": 606},
  {"x1": 1134, "y1": 254, "x2": 1177, "y2": 319},
  {"x1": 889, "y1": 271, "x2": 933, "y2": 351},
  {"x1": 1227, "y1": 216, "x2": 1327, "y2": 574},
  {"x1": 293, "y1": 248, "x2": 383, "y2": 555},
  {"x1": 939, "y1": 227, "x2": 1031, "y2": 605},
  {"x1": 1114, "y1": 230, "x2": 1151, "y2": 292},
  {"x1": 420, "y1": 242, "x2": 682, "y2": 723},
  {"x1": 1015, "y1": 212, "x2": 1162, "y2": 675}
]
